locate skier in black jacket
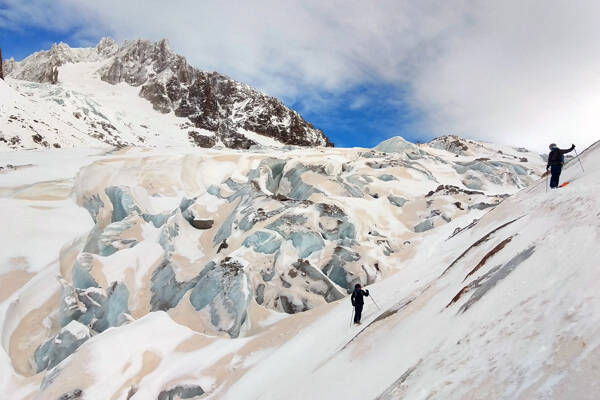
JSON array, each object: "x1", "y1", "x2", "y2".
[
  {"x1": 351, "y1": 283, "x2": 369, "y2": 325},
  {"x1": 547, "y1": 143, "x2": 575, "y2": 188}
]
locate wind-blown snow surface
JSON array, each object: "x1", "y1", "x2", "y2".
[{"x1": 3, "y1": 139, "x2": 597, "y2": 399}]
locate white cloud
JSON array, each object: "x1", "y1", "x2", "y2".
[
  {"x1": 410, "y1": 1, "x2": 600, "y2": 151},
  {"x1": 349, "y1": 95, "x2": 370, "y2": 110},
  {"x1": 2, "y1": 0, "x2": 599, "y2": 150}
]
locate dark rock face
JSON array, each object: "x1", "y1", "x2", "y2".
[
  {"x1": 187, "y1": 131, "x2": 216, "y2": 148},
  {"x1": 99, "y1": 39, "x2": 332, "y2": 149},
  {"x1": 190, "y1": 219, "x2": 214, "y2": 230},
  {"x1": 429, "y1": 135, "x2": 470, "y2": 155},
  {"x1": 0, "y1": 47, "x2": 4, "y2": 79},
  {"x1": 57, "y1": 389, "x2": 83, "y2": 400},
  {"x1": 425, "y1": 184, "x2": 484, "y2": 197},
  {"x1": 157, "y1": 385, "x2": 204, "y2": 400}
]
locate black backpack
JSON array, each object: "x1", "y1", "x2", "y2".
[{"x1": 548, "y1": 148, "x2": 563, "y2": 165}]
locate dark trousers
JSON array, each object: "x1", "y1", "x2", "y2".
[
  {"x1": 550, "y1": 165, "x2": 562, "y2": 188},
  {"x1": 354, "y1": 304, "x2": 363, "y2": 323}
]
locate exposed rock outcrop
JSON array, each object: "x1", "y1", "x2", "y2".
[{"x1": 99, "y1": 39, "x2": 331, "y2": 148}]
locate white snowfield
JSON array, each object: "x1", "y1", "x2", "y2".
[
  {"x1": 0, "y1": 67, "x2": 216, "y2": 150},
  {"x1": 1, "y1": 137, "x2": 597, "y2": 400}
]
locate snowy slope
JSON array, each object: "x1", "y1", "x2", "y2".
[
  {"x1": 2, "y1": 133, "x2": 587, "y2": 399},
  {"x1": 0, "y1": 78, "x2": 110, "y2": 149},
  {"x1": 221, "y1": 141, "x2": 599, "y2": 400},
  {"x1": 219, "y1": 142, "x2": 600, "y2": 400},
  {"x1": 3, "y1": 63, "x2": 210, "y2": 149}
]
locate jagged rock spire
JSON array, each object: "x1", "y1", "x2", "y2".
[{"x1": 96, "y1": 37, "x2": 118, "y2": 57}]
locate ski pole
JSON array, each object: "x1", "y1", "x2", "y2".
[
  {"x1": 545, "y1": 172, "x2": 548, "y2": 192},
  {"x1": 574, "y1": 148, "x2": 584, "y2": 173},
  {"x1": 350, "y1": 308, "x2": 354, "y2": 327},
  {"x1": 369, "y1": 294, "x2": 381, "y2": 310}
]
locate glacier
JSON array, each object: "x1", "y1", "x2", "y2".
[{"x1": 2, "y1": 55, "x2": 598, "y2": 399}]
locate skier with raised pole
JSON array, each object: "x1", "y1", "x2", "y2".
[
  {"x1": 547, "y1": 143, "x2": 575, "y2": 189},
  {"x1": 351, "y1": 283, "x2": 369, "y2": 325}
]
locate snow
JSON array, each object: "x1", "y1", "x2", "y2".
[
  {"x1": 1, "y1": 93, "x2": 597, "y2": 400},
  {"x1": 1, "y1": 61, "x2": 194, "y2": 149},
  {"x1": 62, "y1": 320, "x2": 90, "y2": 341},
  {"x1": 219, "y1": 142, "x2": 600, "y2": 399},
  {"x1": 237, "y1": 128, "x2": 285, "y2": 148},
  {"x1": 0, "y1": 198, "x2": 92, "y2": 273},
  {"x1": 0, "y1": 150, "x2": 100, "y2": 275},
  {"x1": 57, "y1": 61, "x2": 194, "y2": 147}
]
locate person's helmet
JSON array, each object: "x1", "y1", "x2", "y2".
[
  {"x1": 355, "y1": 283, "x2": 361, "y2": 289},
  {"x1": 549, "y1": 143, "x2": 557, "y2": 150}
]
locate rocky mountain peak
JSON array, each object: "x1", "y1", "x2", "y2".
[
  {"x1": 2, "y1": 57, "x2": 17, "y2": 77},
  {"x1": 96, "y1": 37, "x2": 118, "y2": 57},
  {"x1": 429, "y1": 135, "x2": 473, "y2": 155},
  {"x1": 2, "y1": 37, "x2": 332, "y2": 149},
  {"x1": 49, "y1": 42, "x2": 72, "y2": 56},
  {"x1": 100, "y1": 38, "x2": 192, "y2": 87},
  {"x1": 4, "y1": 40, "x2": 105, "y2": 84},
  {"x1": 96, "y1": 38, "x2": 332, "y2": 148}
]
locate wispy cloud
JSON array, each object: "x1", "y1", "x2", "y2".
[
  {"x1": 2, "y1": 0, "x2": 599, "y2": 150},
  {"x1": 349, "y1": 95, "x2": 370, "y2": 110}
]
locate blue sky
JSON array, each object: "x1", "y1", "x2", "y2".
[
  {"x1": 292, "y1": 85, "x2": 427, "y2": 148},
  {"x1": 1, "y1": 26, "x2": 71, "y2": 60},
  {"x1": 1, "y1": 1, "x2": 599, "y2": 151}
]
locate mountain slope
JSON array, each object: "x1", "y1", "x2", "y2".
[
  {"x1": 222, "y1": 141, "x2": 600, "y2": 400},
  {"x1": 1, "y1": 38, "x2": 331, "y2": 150}
]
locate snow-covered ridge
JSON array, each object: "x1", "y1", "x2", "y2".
[
  {"x1": 3, "y1": 41, "x2": 106, "y2": 84},
  {"x1": 1, "y1": 38, "x2": 331, "y2": 150}
]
